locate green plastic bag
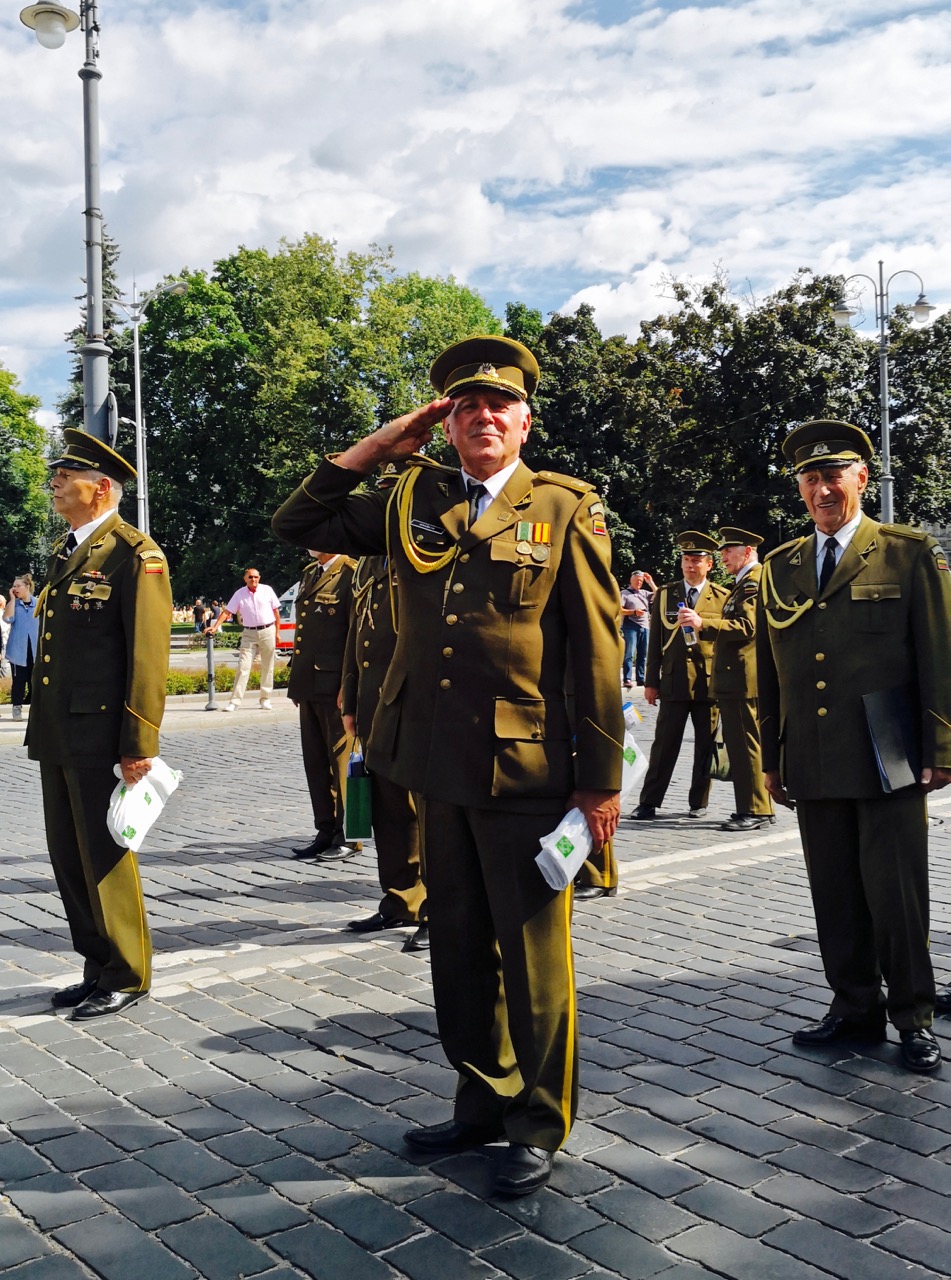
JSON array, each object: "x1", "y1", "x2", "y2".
[{"x1": 344, "y1": 748, "x2": 373, "y2": 839}]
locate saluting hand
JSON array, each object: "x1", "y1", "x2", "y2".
[{"x1": 337, "y1": 398, "x2": 454, "y2": 473}]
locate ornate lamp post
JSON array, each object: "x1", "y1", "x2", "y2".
[
  {"x1": 833, "y1": 261, "x2": 935, "y2": 523},
  {"x1": 112, "y1": 281, "x2": 189, "y2": 534},
  {"x1": 20, "y1": 2, "x2": 115, "y2": 444}
]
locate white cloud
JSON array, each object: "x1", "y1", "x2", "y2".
[{"x1": 1, "y1": 0, "x2": 950, "y2": 410}]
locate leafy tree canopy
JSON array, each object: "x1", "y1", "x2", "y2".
[{"x1": 0, "y1": 365, "x2": 48, "y2": 583}]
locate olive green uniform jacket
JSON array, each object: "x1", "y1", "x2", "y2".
[
  {"x1": 645, "y1": 580, "x2": 730, "y2": 700},
  {"x1": 273, "y1": 457, "x2": 624, "y2": 807},
  {"x1": 287, "y1": 556, "x2": 356, "y2": 702},
  {"x1": 756, "y1": 516, "x2": 951, "y2": 798}
]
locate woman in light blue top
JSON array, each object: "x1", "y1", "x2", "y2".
[{"x1": 3, "y1": 573, "x2": 39, "y2": 720}]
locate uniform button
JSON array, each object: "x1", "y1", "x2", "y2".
[
  {"x1": 816, "y1": 681, "x2": 826, "y2": 690},
  {"x1": 50, "y1": 589, "x2": 57, "y2": 597},
  {"x1": 442, "y1": 647, "x2": 453, "y2": 658},
  {"x1": 439, "y1": 678, "x2": 451, "y2": 689},
  {"x1": 817, "y1": 602, "x2": 827, "y2": 610},
  {"x1": 452, "y1": 582, "x2": 464, "y2": 594},
  {"x1": 372, "y1": 602, "x2": 379, "y2": 610},
  {"x1": 363, "y1": 640, "x2": 370, "y2": 648},
  {"x1": 363, "y1": 661, "x2": 370, "y2": 669},
  {"x1": 446, "y1": 614, "x2": 458, "y2": 625},
  {"x1": 460, "y1": 554, "x2": 470, "y2": 563},
  {"x1": 100, "y1": 705, "x2": 106, "y2": 711},
  {"x1": 44, "y1": 654, "x2": 51, "y2": 663},
  {"x1": 818, "y1": 707, "x2": 828, "y2": 717},
  {"x1": 42, "y1": 676, "x2": 49, "y2": 685},
  {"x1": 295, "y1": 648, "x2": 300, "y2": 655},
  {"x1": 816, "y1": 652, "x2": 825, "y2": 661},
  {"x1": 44, "y1": 632, "x2": 51, "y2": 640}
]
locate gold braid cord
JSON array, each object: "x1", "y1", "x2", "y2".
[
  {"x1": 392, "y1": 468, "x2": 459, "y2": 574},
  {"x1": 657, "y1": 588, "x2": 684, "y2": 654},
  {"x1": 762, "y1": 550, "x2": 815, "y2": 630}
]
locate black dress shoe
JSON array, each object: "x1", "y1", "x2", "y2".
[
  {"x1": 50, "y1": 978, "x2": 98, "y2": 1010},
  {"x1": 402, "y1": 925, "x2": 430, "y2": 952},
  {"x1": 494, "y1": 1143, "x2": 554, "y2": 1196},
  {"x1": 935, "y1": 987, "x2": 951, "y2": 1015},
  {"x1": 69, "y1": 989, "x2": 148, "y2": 1022},
  {"x1": 347, "y1": 912, "x2": 412, "y2": 933},
  {"x1": 631, "y1": 804, "x2": 656, "y2": 820},
  {"x1": 405, "y1": 1119, "x2": 504, "y2": 1153},
  {"x1": 719, "y1": 813, "x2": 775, "y2": 832},
  {"x1": 312, "y1": 843, "x2": 360, "y2": 863},
  {"x1": 292, "y1": 833, "x2": 335, "y2": 858},
  {"x1": 899, "y1": 1028, "x2": 942, "y2": 1073},
  {"x1": 792, "y1": 1012, "x2": 886, "y2": 1046},
  {"x1": 573, "y1": 885, "x2": 617, "y2": 900}
]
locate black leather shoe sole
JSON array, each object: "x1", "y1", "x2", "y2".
[
  {"x1": 719, "y1": 814, "x2": 775, "y2": 832},
  {"x1": 292, "y1": 838, "x2": 334, "y2": 859},
  {"x1": 404, "y1": 1120, "x2": 504, "y2": 1153},
  {"x1": 51, "y1": 979, "x2": 99, "y2": 1010},
  {"x1": 573, "y1": 885, "x2": 618, "y2": 900},
  {"x1": 494, "y1": 1144, "x2": 554, "y2": 1197},
  {"x1": 900, "y1": 1029, "x2": 942, "y2": 1073},
  {"x1": 348, "y1": 912, "x2": 413, "y2": 934},
  {"x1": 631, "y1": 807, "x2": 656, "y2": 821},
  {"x1": 69, "y1": 990, "x2": 148, "y2": 1022},
  {"x1": 793, "y1": 1015, "x2": 886, "y2": 1046},
  {"x1": 312, "y1": 844, "x2": 359, "y2": 863},
  {"x1": 402, "y1": 926, "x2": 430, "y2": 952}
]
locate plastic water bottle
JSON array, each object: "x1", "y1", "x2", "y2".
[{"x1": 678, "y1": 601, "x2": 697, "y2": 647}]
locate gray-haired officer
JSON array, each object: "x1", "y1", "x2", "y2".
[
  {"x1": 632, "y1": 531, "x2": 729, "y2": 820},
  {"x1": 273, "y1": 335, "x2": 622, "y2": 1196},
  {"x1": 757, "y1": 420, "x2": 951, "y2": 1073},
  {"x1": 28, "y1": 429, "x2": 172, "y2": 1021}
]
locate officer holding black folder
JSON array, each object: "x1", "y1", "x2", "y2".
[{"x1": 757, "y1": 421, "x2": 951, "y2": 1073}]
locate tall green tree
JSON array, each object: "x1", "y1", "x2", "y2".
[{"x1": 0, "y1": 366, "x2": 48, "y2": 582}]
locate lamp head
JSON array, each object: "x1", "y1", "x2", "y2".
[
  {"x1": 912, "y1": 292, "x2": 936, "y2": 324},
  {"x1": 831, "y1": 295, "x2": 855, "y2": 328},
  {"x1": 19, "y1": 4, "x2": 80, "y2": 49}
]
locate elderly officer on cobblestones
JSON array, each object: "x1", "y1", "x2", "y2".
[
  {"x1": 757, "y1": 420, "x2": 951, "y2": 1073},
  {"x1": 28, "y1": 429, "x2": 171, "y2": 1021},
  {"x1": 632, "y1": 532, "x2": 729, "y2": 820},
  {"x1": 273, "y1": 335, "x2": 623, "y2": 1197}
]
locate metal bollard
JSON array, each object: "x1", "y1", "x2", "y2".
[{"x1": 204, "y1": 632, "x2": 218, "y2": 711}]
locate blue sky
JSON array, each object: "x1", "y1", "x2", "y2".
[{"x1": 2, "y1": 0, "x2": 950, "y2": 424}]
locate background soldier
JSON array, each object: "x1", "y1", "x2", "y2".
[
  {"x1": 688, "y1": 527, "x2": 774, "y2": 832},
  {"x1": 28, "y1": 430, "x2": 171, "y2": 1021},
  {"x1": 632, "y1": 532, "x2": 729, "y2": 820},
  {"x1": 288, "y1": 551, "x2": 358, "y2": 861},
  {"x1": 273, "y1": 335, "x2": 622, "y2": 1197},
  {"x1": 341, "y1": 550, "x2": 428, "y2": 949},
  {"x1": 758, "y1": 420, "x2": 951, "y2": 1073}
]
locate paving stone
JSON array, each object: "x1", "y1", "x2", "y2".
[
  {"x1": 326, "y1": 1147, "x2": 444, "y2": 1205},
  {"x1": 755, "y1": 1172, "x2": 897, "y2": 1238},
  {"x1": 586, "y1": 1142, "x2": 704, "y2": 1196},
  {"x1": 614, "y1": 1082, "x2": 712, "y2": 1125},
  {"x1": 492, "y1": 1187, "x2": 604, "y2": 1243},
  {"x1": 0, "y1": 1214, "x2": 53, "y2": 1268},
  {"x1": 251, "y1": 1153, "x2": 348, "y2": 1202},
  {"x1": 205, "y1": 1130, "x2": 290, "y2": 1167},
  {"x1": 53, "y1": 1214, "x2": 198, "y2": 1280},
  {"x1": 678, "y1": 1141, "x2": 774, "y2": 1189},
  {"x1": 159, "y1": 1216, "x2": 276, "y2": 1280},
  {"x1": 383, "y1": 1232, "x2": 500, "y2": 1280},
  {"x1": 36, "y1": 1130, "x2": 125, "y2": 1173},
  {"x1": 570, "y1": 1223, "x2": 672, "y2": 1279},
  {"x1": 0, "y1": 1254, "x2": 92, "y2": 1280},
  {"x1": 5, "y1": 1171, "x2": 105, "y2": 1229},
  {"x1": 592, "y1": 1108, "x2": 697, "y2": 1154},
  {"x1": 276, "y1": 1122, "x2": 358, "y2": 1160},
  {"x1": 765, "y1": 1220, "x2": 937, "y2": 1280},
  {"x1": 767, "y1": 1115, "x2": 864, "y2": 1155},
  {"x1": 207, "y1": 1088, "x2": 308, "y2": 1133},
  {"x1": 676, "y1": 1179, "x2": 790, "y2": 1238},
  {"x1": 196, "y1": 1179, "x2": 310, "y2": 1235},
  {"x1": 589, "y1": 1185, "x2": 700, "y2": 1243},
  {"x1": 0, "y1": 1139, "x2": 51, "y2": 1182},
  {"x1": 409, "y1": 1188, "x2": 521, "y2": 1249},
  {"x1": 687, "y1": 1112, "x2": 793, "y2": 1158},
  {"x1": 270, "y1": 1222, "x2": 401, "y2": 1279},
  {"x1": 166, "y1": 1106, "x2": 244, "y2": 1141},
  {"x1": 769, "y1": 1144, "x2": 888, "y2": 1193},
  {"x1": 852, "y1": 1111, "x2": 951, "y2": 1156},
  {"x1": 844, "y1": 1137, "x2": 951, "y2": 1196},
  {"x1": 139, "y1": 1138, "x2": 239, "y2": 1191},
  {"x1": 80, "y1": 1158, "x2": 203, "y2": 1230},
  {"x1": 310, "y1": 1189, "x2": 419, "y2": 1249},
  {"x1": 480, "y1": 1233, "x2": 591, "y2": 1280},
  {"x1": 864, "y1": 1179, "x2": 951, "y2": 1232},
  {"x1": 874, "y1": 1220, "x2": 951, "y2": 1273},
  {"x1": 669, "y1": 1222, "x2": 830, "y2": 1279}
]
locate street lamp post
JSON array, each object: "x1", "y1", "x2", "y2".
[
  {"x1": 833, "y1": 260, "x2": 935, "y2": 524},
  {"x1": 20, "y1": 2, "x2": 115, "y2": 444},
  {"x1": 112, "y1": 280, "x2": 188, "y2": 534}
]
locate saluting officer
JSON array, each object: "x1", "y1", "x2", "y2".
[
  {"x1": 28, "y1": 429, "x2": 172, "y2": 1021},
  {"x1": 273, "y1": 335, "x2": 623, "y2": 1197},
  {"x1": 341, "y1": 546, "x2": 428, "y2": 950},
  {"x1": 757, "y1": 421, "x2": 951, "y2": 1073},
  {"x1": 632, "y1": 532, "x2": 729, "y2": 820},
  {"x1": 288, "y1": 551, "x2": 358, "y2": 861},
  {"x1": 697, "y1": 527, "x2": 774, "y2": 832}
]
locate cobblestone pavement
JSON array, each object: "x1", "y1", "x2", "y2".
[{"x1": 1, "y1": 694, "x2": 950, "y2": 1280}]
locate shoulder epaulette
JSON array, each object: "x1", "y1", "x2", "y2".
[
  {"x1": 114, "y1": 523, "x2": 152, "y2": 550},
  {"x1": 409, "y1": 455, "x2": 458, "y2": 476},
  {"x1": 880, "y1": 523, "x2": 928, "y2": 541},
  {"x1": 765, "y1": 536, "x2": 807, "y2": 561},
  {"x1": 534, "y1": 471, "x2": 595, "y2": 494}
]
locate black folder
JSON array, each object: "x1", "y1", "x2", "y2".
[{"x1": 862, "y1": 686, "x2": 921, "y2": 794}]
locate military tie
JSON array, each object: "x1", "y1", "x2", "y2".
[
  {"x1": 61, "y1": 532, "x2": 78, "y2": 559},
  {"x1": 818, "y1": 536, "x2": 838, "y2": 593},
  {"x1": 686, "y1": 586, "x2": 698, "y2": 608},
  {"x1": 466, "y1": 481, "x2": 487, "y2": 528}
]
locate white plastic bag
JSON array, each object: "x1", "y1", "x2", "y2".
[
  {"x1": 106, "y1": 758, "x2": 182, "y2": 852},
  {"x1": 535, "y1": 731, "x2": 647, "y2": 890}
]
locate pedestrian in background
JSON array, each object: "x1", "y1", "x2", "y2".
[
  {"x1": 3, "y1": 573, "x2": 39, "y2": 721},
  {"x1": 205, "y1": 569, "x2": 281, "y2": 712},
  {"x1": 619, "y1": 568, "x2": 654, "y2": 688}
]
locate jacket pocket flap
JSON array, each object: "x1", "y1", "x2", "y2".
[
  {"x1": 380, "y1": 665, "x2": 406, "y2": 706},
  {"x1": 494, "y1": 697, "x2": 570, "y2": 741},
  {"x1": 850, "y1": 583, "x2": 901, "y2": 601}
]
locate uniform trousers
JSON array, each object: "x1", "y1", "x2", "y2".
[
  {"x1": 371, "y1": 773, "x2": 426, "y2": 923},
  {"x1": 232, "y1": 624, "x2": 276, "y2": 703},
  {"x1": 299, "y1": 697, "x2": 351, "y2": 841},
  {"x1": 40, "y1": 763, "x2": 152, "y2": 992},
  {"x1": 639, "y1": 699, "x2": 717, "y2": 812},
  {"x1": 576, "y1": 838, "x2": 618, "y2": 891},
  {"x1": 797, "y1": 792, "x2": 934, "y2": 1029},
  {"x1": 717, "y1": 698, "x2": 773, "y2": 817},
  {"x1": 418, "y1": 799, "x2": 578, "y2": 1151}
]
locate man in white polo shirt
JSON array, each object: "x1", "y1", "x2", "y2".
[{"x1": 205, "y1": 568, "x2": 281, "y2": 711}]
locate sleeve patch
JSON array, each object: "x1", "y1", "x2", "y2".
[
  {"x1": 144, "y1": 562, "x2": 165, "y2": 575},
  {"x1": 591, "y1": 516, "x2": 607, "y2": 536},
  {"x1": 932, "y1": 545, "x2": 949, "y2": 572}
]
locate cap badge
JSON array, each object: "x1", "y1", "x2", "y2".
[
  {"x1": 813, "y1": 442, "x2": 829, "y2": 455},
  {"x1": 479, "y1": 363, "x2": 498, "y2": 377}
]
